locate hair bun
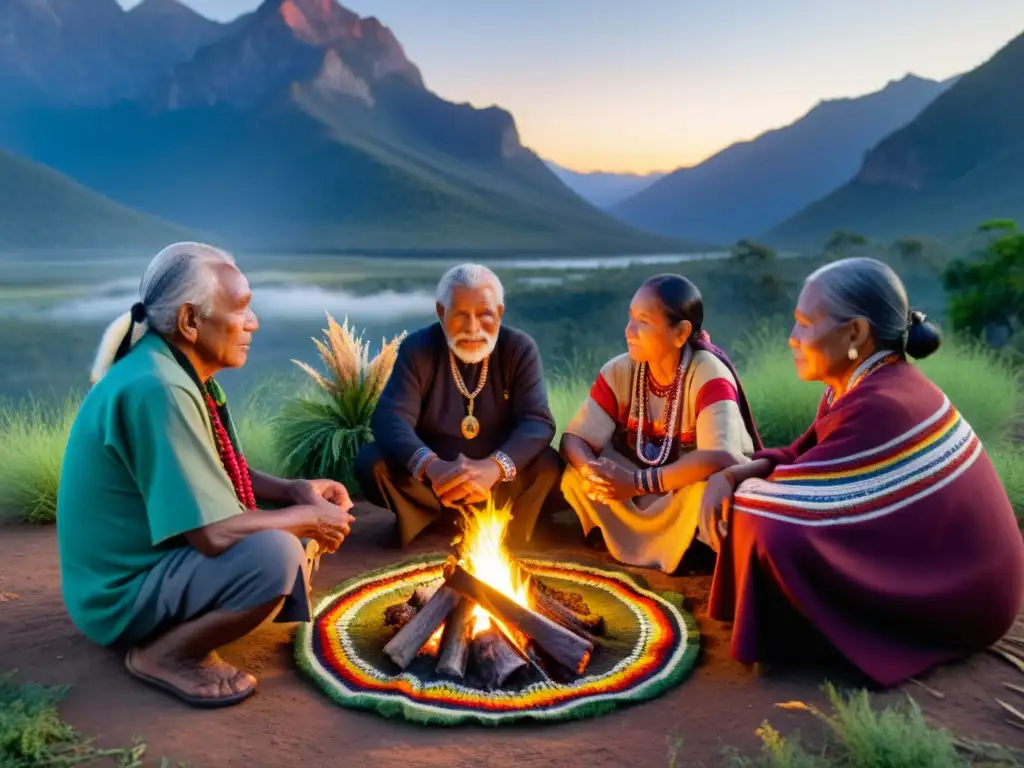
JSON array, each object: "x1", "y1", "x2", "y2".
[{"x1": 905, "y1": 309, "x2": 941, "y2": 360}]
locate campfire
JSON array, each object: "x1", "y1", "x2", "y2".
[{"x1": 381, "y1": 501, "x2": 606, "y2": 688}]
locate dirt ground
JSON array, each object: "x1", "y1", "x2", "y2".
[{"x1": 2, "y1": 505, "x2": 1022, "y2": 767}]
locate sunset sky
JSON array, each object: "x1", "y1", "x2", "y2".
[{"x1": 120, "y1": 0, "x2": 1024, "y2": 174}]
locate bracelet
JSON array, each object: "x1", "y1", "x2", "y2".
[
  {"x1": 633, "y1": 467, "x2": 664, "y2": 494},
  {"x1": 408, "y1": 447, "x2": 438, "y2": 480},
  {"x1": 491, "y1": 451, "x2": 517, "y2": 483}
]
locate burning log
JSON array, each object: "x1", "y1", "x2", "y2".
[
  {"x1": 383, "y1": 602, "x2": 418, "y2": 633},
  {"x1": 436, "y1": 600, "x2": 474, "y2": 679},
  {"x1": 530, "y1": 584, "x2": 602, "y2": 643},
  {"x1": 383, "y1": 586, "x2": 461, "y2": 670},
  {"x1": 444, "y1": 564, "x2": 593, "y2": 675},
  {"x1": 471, "y1": 626, "x2": 527, "y2": 689},
  {"x1": 410, "y1": 579, "x2": 444, "y2": 609}
]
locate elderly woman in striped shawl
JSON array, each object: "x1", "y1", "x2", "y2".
[
  {"x1": 703, "y1": 257, "x2": 1024, "y2": 687},
  {"x1": 560, "y1": 274, "x2": 762, "y2": 574}
]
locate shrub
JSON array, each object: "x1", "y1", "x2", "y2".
[{"x1": 272, "y1": 314, "x2": 404, "y2": 492}]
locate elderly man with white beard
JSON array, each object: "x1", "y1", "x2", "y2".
[{"x1": 355, "y1": 263, "x2": 562, "y2": 547}]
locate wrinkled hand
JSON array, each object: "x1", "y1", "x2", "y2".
[
  {"x1": 309, "y1": 500, "x2": 356, "y2": 553},
  {"x1": 293, "y1": 480, "x2": 355, "y2": 554},
  {"x1": 699, "y1": 472, "x2": 735, "y2": 552},
  {"x1": 428, "y1": 455, "x2": 501, "y2": 507},
  {"x1": 581, "y1": 459, "x2": 636, "y2": 504},
  {"x1": 293, "y1": 478, "x2": 353, "y2": 511}
]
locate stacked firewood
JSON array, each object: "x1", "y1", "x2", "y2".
[{"x1": 382, "y1": 557, "x2": 605, "y2": 689}]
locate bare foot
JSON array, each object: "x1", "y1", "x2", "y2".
[{"x1": 127, "y1": 646, "x2": 256, "y2": 705}]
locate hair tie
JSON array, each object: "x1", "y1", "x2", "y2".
[
  {"x1": 694, "y1": 330, "x2": 711, "y2": 343},
  {"x1": 130, "y1": 302, "x2": 147, "y2": 323},
  {"x1": 908, "y1": 310, "x2": 925, "y2": 329}
]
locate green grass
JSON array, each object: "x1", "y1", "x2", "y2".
[
  {"x1": 713, "y1": 683, "x2": 1022, "y2": 767},
  {"x1": 1, "y1": 334, "x2": 1022, "y2": 525},
  {"x1": 0, "y1": 397, "x2": 77, "y2": 524},
  {"x1": 0, "y1": 671, "x2": 148, "y2": 767}
]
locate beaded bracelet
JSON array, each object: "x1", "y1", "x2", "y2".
[{"x1": 633, "y1": 467, "x2": 664, "y2": 494}]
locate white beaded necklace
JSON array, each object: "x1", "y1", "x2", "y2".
[{"x1": 634, "y1": 356, "x2": 686, "y2": 467}]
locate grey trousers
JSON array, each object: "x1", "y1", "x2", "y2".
[{"x1": 116, "y1": 530, "x2": 311, "y2": 648}]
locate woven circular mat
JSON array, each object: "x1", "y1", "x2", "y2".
[{"x1": 295, "y1": 554, "x2": 699, "y2": 726}]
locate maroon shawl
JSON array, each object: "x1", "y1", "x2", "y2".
[{"x1": 709, "y1": 359, "x2": 1024, "y2": 686}]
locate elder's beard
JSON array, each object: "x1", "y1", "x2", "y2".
[{"x1": 445, "y1": 329, "x2": 498, "y2": 365}]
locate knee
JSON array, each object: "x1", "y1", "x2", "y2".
[
  {"x1": 560, "y1": 462, "x2": 584, "y2": 493},
  {"x1": 238, "y1": 530, "x2": 305, "y2": 587},
  {"x1": 355, "y1": 442, "x2": 387, "y2": 485}
]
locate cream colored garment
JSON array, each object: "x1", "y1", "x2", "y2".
[
  {"x1": 561, "y1": 348, "x2": 753, "y2": 573},
  {"x1": 561, "y1": 446, "x2": 707, "y2": 573}
]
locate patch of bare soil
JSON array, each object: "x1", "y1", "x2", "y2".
[{"x1": 1, "y1": 506, "x2": 1021, "y2": 767}]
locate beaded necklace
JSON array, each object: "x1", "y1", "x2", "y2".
[
  {"x1": 634, "y1": 357, "x2": 686, "y2": 467},
  {"x1": 204, "y1": 386, "x2": 256, "y2": 510}
]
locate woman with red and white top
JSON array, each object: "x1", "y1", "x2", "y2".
[{"x1": 560, "y1": 274, "x2": 762, "y2": 573}]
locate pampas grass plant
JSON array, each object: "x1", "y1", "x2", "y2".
[{"x1": 273, "y1": 313, "x2": 405, "y2": 492}]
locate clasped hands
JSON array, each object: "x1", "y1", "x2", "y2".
[
  {"x1": 292, "y1": 478, "x2": 355, "y2": 554},
  {"x1": 578, "y1": 458, "x2": 637, "y2": 504},
  {"x1": 425, "y1": 454, "x2": 503, "y2": 507}
]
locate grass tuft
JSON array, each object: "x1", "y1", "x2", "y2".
[
  {"x1": 0, "y1": 397, "x2": 77, "y2": 524},
  {"x1": 722, "y1": 683, "x2": 1022, "y2": 767},
  {"x1": 0, "y1": 670, "x2": 147, "y2": 767}
]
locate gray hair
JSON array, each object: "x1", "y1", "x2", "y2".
[
  {"x1": 90, "y1": 242, "x2": 235, "y2": 383},
  {"x1": 805, "y1": 257, "x2": 910, "y2": 352},
  {"x1": 435, "y1": 263, "x2": 504, "y2": 309}
]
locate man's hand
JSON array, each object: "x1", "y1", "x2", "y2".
[
  {"x1": 289, "y1": 479, "x2": 356, "y2": 553},
  {"x1": 305, "y1": 500, "x2": 356, "y2": 554},
  {"x1": 426, "y1": 455, "x2": 501, "y2": 507},
  {"x1": 292, "y1": 478, "x2": 353, "y2": 511}
]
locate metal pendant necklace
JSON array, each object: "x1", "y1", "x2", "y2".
[{"x1": 449, "y1": 349, "x2": 489, "y2": 439}]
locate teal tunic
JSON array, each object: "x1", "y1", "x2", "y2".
[{"x1": 57, "y1": 332, "x2": 244, "y2": 646}]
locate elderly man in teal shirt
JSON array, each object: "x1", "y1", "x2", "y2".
[{"x1": 57, "y1": 242, "x2": 355, "y2": 709}]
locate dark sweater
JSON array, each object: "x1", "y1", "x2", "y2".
[{"x1": 370, "y1": 323, "x2": 556, "y2": 472}]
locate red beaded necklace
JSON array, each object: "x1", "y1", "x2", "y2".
[{"x1": 204, "y1": 393, "x2": 256, "y2": 510}]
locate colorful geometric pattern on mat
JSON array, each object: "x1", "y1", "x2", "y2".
[{"x1": 295, "y1": 554, "x2": 699, "y2": 725}]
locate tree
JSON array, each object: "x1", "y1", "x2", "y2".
[
  {"x1": 825, "y1": 230, "x2": 868, "y2": 253},
  {"x1": 942, "y1": 219, "x2": 1024, "y2": 343},
  {"x1": 731, "y1": 239, "x2": 776, "y2": 263},
  {"x1": 893, "y1": 237, "x2": 925, "y2": 259}
]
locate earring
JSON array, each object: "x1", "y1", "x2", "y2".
[{"x1": 848, "y1": 346, "x2": 859, "y2": 361}]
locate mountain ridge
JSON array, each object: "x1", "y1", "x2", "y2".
[
  {"x1": 611, "y1": 73, "x2": 954, "y2": 245},
  {"x1": 0, "y1": 0, "x2": 701, "y2": 253},
  {"x1": 544, "y1": 161, "x2": 667, "y2": 209},
  {"x1": 766, "y1": 31, "x2": 1024, "y2": 246}
]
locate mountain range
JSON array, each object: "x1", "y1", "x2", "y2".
[
  {"x1": 611, "y1": 74, "x2": 957, "y2": 245},
  {"x1": 0, "y1": 0, "x2": 693, "y2": 253},
  {"x1": 544, "y1": 162, "x2": 666, "y2": 209},
  {"x1": 767, "y1": 30, "x2": 1024, "y2": 247},
  {"x1": 0, "y1": 148, "x2": 192, "y2": 249}
]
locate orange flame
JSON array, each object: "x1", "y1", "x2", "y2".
[{"x1": 453, "y1": 498, "x2": 530, "y2": 639}]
